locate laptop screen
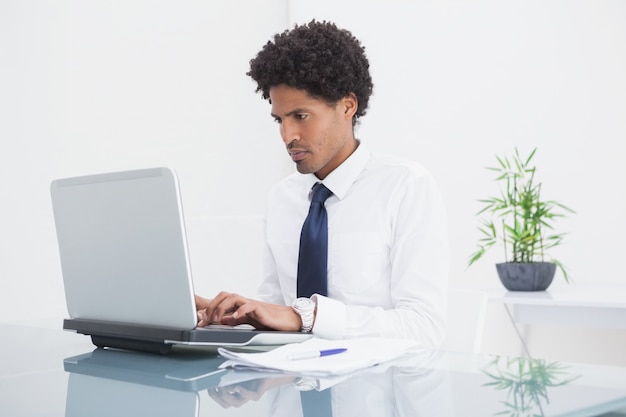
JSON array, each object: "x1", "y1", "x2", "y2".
[{"x1": 51, "y1": 167, "x2": 198, "y2": 330}]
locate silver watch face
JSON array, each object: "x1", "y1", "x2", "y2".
[{"x1": 293, "y1": 297, "x2": 315, "y2": 312}]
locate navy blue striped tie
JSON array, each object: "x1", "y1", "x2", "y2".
[{"x1": 297, "y1": 183, "x2": 333, "y2": 298}]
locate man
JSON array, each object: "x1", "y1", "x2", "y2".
[{"x1": 196, "y1": 20, "x2": 448, "y2": 347}]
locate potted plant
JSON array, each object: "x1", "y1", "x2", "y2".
[
  {"x1": 482, "y1": 356, "x2": 579, "y2": 417},
  {"x1": 467, "y1": 148, "x2": 575, "y2": 291}
]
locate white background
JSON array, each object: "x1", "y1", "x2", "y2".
[{"x1": 1, "y1": 0, "x2": 625, "y2": 365}]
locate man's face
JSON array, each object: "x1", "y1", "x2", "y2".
[{"x1": 269, "y1": 84, "x2": 357, "y2": 180}]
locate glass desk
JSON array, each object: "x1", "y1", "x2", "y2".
[{"x1": 1, "y1": 321, "x2": 626, "y2": 417}]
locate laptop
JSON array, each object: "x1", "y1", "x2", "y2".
[
  {"x1": 63, "y1": 349, "x2": 220, "y2": 417},
  {"x1": 50, "y1": 167, "x2": 310, "y2": 354},
  {"x1": 64, "y1": 348, "x2": 227, "y2": 392},
  {"x1": 62, "y1": 348, "x2": 325, "y2": 416}
]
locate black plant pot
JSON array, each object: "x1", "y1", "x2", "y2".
[{"x1": 495, "y1": 262, "x2": 556, "y2": 291}]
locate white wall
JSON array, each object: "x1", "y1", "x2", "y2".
[
  {"x1": 1, "y1": 0, "x2": 625, "y2": 365},
  {"x1": 0, "y1": 0, "x2": 292, "y2": 319}
]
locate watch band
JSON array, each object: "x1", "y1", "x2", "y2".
[{"x1": 292, "y1": 297, "x2": 315, "y2": 333}]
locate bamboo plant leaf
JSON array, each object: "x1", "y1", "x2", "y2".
[{"x1": 467, "y1": 148, "x2": 574, "y2": 283}]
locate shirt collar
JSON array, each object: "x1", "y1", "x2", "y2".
[{"x1": 303, "y1": 140, "x2": 371, "y2": 200}]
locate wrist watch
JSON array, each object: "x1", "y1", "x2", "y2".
[
  {"x1": 292, "y1": 297, "x2": 316, "y2": 333},
  {"x1": 294, "y1": 376, "x2": 319, "y2": 391}
]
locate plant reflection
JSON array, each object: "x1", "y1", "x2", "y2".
[{"x1": 482, "y1": 357, "x2": 579, "y2": 417}]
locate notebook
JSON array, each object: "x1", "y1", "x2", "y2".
[{"x1": 50, "y1": 167, "x2": 310, "y2": 353}]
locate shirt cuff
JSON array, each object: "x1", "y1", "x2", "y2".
[{"x1": 310, "y1": 294, "x2": 346, "y2": 339}]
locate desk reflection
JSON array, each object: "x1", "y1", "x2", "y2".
[{"x1": 63, "y1": 348, "x2": 453, "y2": 417}]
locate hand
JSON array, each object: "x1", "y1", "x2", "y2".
[
  {"x1": 207, "y1": 375, "x2": 296, "y2": 408},
  {"x1": 195, "y1": 292, "x2": 302, "y2": 331}
]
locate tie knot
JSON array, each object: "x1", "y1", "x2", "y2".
[{"x1": 311, "y1": 183, "x2": 333, "y2": 203}]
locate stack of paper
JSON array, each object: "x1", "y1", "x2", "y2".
[{"x1": 217, "y1": 337, "x2": 421, "y2": 377}]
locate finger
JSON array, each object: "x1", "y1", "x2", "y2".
[
  {"x1": 235, "y1": 384, "x2": 264, "y2": 401},
  {"x1": 207, "y1": 292, "x2": 246, "y2": 323},
  {"x1": 220, "y1": 302, "x2": 273, "y2": 330},
  {"x1": 228, "y1": 301, "x2": 259, "y2": 322},
  {"x1": 194, "y1": 294, "x2": 211, "y2": 310},
  {"x1": 219, "y1": 313, "x2": 254, "y2": 327},
  {"x1": 204, "y1": 291, "x2": 232, "y2": 322},
  {"x1": 197, "y1": 310, "x2": 210, "y2": 326},
  {"x1": 223, "y1": 390, "x2": 249, "y2": 408},
  {"x1": 210, "y1": 386, "x2": 249, "y2": 408},
  {"x1": 207, "y1": 387, "x2": 235, "y2": 408}
]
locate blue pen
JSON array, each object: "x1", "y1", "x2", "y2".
[{"x1": 288, "y1": 348, "x2": 347, "y2": 360}]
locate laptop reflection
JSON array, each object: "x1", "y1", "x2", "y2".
[{"x1": 63, "y1": 347, "x2": 451, "y2": 417}]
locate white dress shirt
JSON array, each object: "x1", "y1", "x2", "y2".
[{"x1": 257, "y1": 142, "x2": 449, "y2": 347}]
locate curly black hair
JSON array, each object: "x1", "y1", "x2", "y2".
[{"x1": 247, "y1": 20, "x2": 374, "y2": 126}]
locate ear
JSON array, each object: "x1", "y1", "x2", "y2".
[{"x1": 341, "y1": 93, "x2": 358, "y2": 120}]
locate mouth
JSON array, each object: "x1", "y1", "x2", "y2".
[{"x1": 288, "y1": 149, "x2": 308, "y2": 162}]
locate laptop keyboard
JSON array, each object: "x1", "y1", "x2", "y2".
[{"x1": 198, "y1": 324, "x2": 255, "y2": 330}]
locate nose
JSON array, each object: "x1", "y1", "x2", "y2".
[{"x1": 280, "y1": 120, "x2": 300, "y2": 145}]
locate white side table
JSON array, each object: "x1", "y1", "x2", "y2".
[{"x1": 483, "y1": 283, "x2": 626, "y2": 356}]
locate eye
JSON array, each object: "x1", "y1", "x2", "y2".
[
  {"x1": 296, "y1": 113, "x2": 308, "y2": 120},
  {"x1": 272, "y1": 116, "x2": 282, "y2": 124}
]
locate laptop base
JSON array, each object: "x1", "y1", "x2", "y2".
[
  {"x1": 63, "y1": 318, "x2": 311, "y2": 354},
  {"x1": 91, "y1": 335, "x2": 173, "y2": 354}
]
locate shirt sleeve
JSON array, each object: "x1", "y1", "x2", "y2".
[{"x1": 312, "y1": 170, "x2": 449, "y2": 348}]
